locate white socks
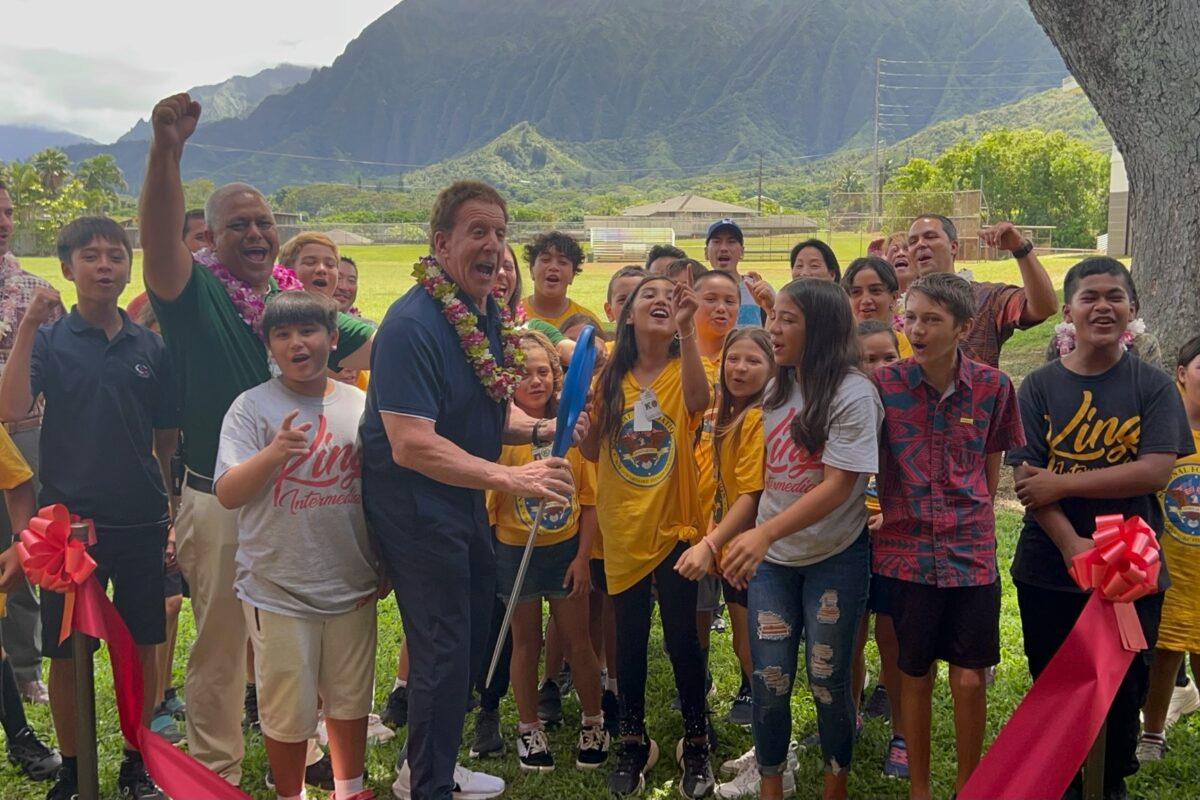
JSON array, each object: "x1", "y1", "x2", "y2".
[{"x1": 334, "y1": 774, "x2": 364, "y2": 797}]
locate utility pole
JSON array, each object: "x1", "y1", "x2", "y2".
[
  {"x1": 873, "y1": 57, "x2": 882, "y2": 228},
  {"x1": 757, "y1": 154, "x2": 763, "y2": 215}
]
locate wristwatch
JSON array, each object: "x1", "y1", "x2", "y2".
[{"x1": 1011, "y1": 239, "x2": 1034, "y2": 259}]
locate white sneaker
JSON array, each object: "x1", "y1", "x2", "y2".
[
  {"x1": 367, "y1": 713, "x2": 396, "y2": 745},
  {"x1": 1166, "y1": 681, "x2": 1200, "y2": 727},
  {"x1": 716, "y1": 760, "x2": 796, "y2": 799},
  {"x1": 719, "y1": 745, "x2": 756, "y2": 778},
  {"x1": 1135, "y1": 732, "x2": 1166, "y2": 763},
  {"x1": 393, "y1": 759, "x2": 506, "y2": 799}
]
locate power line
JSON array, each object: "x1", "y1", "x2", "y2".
[
  {"x1": 880, "y1": 83, "x2": 1060, "y2": 91},
  {"x1": 879, "y1": 70, "x2": 1067, "y2": 78},
  {"x1": 879, "y1": 57, "x2": 1065, "y2": 65}
]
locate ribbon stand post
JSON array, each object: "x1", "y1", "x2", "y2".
[
  {"x1": 1082, "y1": 721, "x2": 1106, "y2": 800},
  {"x1": 69, "y1": 520, "x2": 99, "y2": 800}
]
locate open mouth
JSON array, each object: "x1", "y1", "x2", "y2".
[
  {"x1": 475, "y1": 262, "x2": 495, "y2": 279},
  {"x1": 290, "y1": 353, "x2": 310, "y2": 364},
  {"x1": 312, "y1": 278, "x2": 328, "y2": 288},
  {"x1": 649, "y1": 306, "x2": 671, "y2": 320},
  {"x1": 244, "y1": 247, "x2": 270, "y2": 264},
  {"x1": 894, "y1": 256, "x2": 910, "y2": 270}
]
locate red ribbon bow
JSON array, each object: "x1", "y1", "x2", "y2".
[
  {"x1": 960, "y1": 515, "x2": 1160, "y2": 799},
  {"x1": 16, "y1": 504, "x2": 97, "y2": 645},
  {"x1": 1069, "y1": 513, "x2": 1159, "y2": 651},
  {"x1": 14, "y1": 505, "x2": 251, "y2": 799}
]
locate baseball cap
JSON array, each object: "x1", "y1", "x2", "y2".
[{"x1": 706, "y1": 218, "x2": 744, "y2": 245}]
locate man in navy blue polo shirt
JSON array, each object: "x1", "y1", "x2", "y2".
[
  {"x1": 362, "y1": 180, "x2": 577, "y2": 800},
  {"x1": 0, "y1": 216, "x2": 178, "y2": 800}
]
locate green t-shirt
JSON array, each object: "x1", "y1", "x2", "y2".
[{"x1": 149, "y1": 263, "x2": 373, "y2": 477}]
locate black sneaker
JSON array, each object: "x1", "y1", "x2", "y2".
[
  {"x1": 537, "y1": 680, "x2": 563, "y2": 726},
  {"x1": 469, "y1": 708, "x2": 504, "y2": 758},
  {"x1": 863, "y1": 684, "x2": 891, "y2": 721},
  {"x1": 602, "y1": 689, "x2": 620, "y2": 736},
  {"x1": 45, "y1": 761, "x2": 77, "y2": 800},
  {"x1": 608, "y1": 736, "x2": 659, "y2": 795},
  {"x1": 118, "y1": 753, "x2": 166, "y2": 799},
  {"x1": 265, "y1": 753, "x2": 337, "y2": 791},
  {"x1": 516, "y1": 727, "x2": 555, "y2": 772},
  {"x1": 724, "y1": 687, "x2": 752, "y2": 727},
  {"x1": 6, "y1": 726, "x2": 62, "y2": 781},
  {"x1": 576, "y1": 722, "x2": 610, "y2": 769},
  {"x1": 242, "y1": 682, "x2": 259, "y2": 731},
  {"x1": 679, "y1": 739, "x2": 714, "y2": 799},
  {"x1": 380, "y1": 683, "x2": 409, "y2": 729}
]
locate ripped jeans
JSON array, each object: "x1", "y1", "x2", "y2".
[{"x1": 747, "y1": 532, "x2": 869, "y2": 776}]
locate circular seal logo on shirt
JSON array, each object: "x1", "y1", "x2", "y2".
[
  {"x1": 516, "y1": 493, "x2": 576, "y2": 535},
  {"x1": 1164, "y1": 465, "x2": 1200, "y2": 545},
  {"x1": 610, "y1": 411, "x2": 675, "y2": 487},
  {"x1": 133, "y1": 362, "x2": 151, "y2": 378}
]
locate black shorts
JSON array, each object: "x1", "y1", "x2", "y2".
[
  {"x1": 721, "y1": 577, "x2": 747, "y2": 607},
  {"x1": 884, "y1": 577, "x2": 1000, "y2": 676},
  {"x1": 41, "y1": 524, "x2": 168, "y2": 658},
  {"x1": 866, "y1": 573, "x2": 892, "y2": 616},
  {"x1": 590, "y1": 558, "x2": 608, "y2": 594},
  {"x1": 162, "y1": 566, "x2": 188, "y2": 599}
]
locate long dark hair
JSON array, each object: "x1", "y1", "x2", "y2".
[
  {"x1": 764, "y1": 279, "x2": 860, "y2": 453},
  {"x1": 596, "y1": 275, "x2": 680, "y2": 443}
]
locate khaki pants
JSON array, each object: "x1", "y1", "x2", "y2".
[{"x1": 176, "y1": 482, "x2": 247, "y2": 784}]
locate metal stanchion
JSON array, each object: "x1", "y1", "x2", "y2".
[
  {"x1": 1081, "y1": 720, "x2": 1106, "y2": 800},
  {"x1": 69, "y1": 520, "x2": 99, "y2": 800}
]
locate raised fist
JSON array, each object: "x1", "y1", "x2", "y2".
[
  {"x1": 150, "y1": 94, "x2": 202, "y2": 151},
  {"x1": 22, "y1": 286, "x2": 62, "y2": 328}
]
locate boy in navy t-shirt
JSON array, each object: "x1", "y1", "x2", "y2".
[
  {"x1": 0, "y1": 217, "x2": 178, "y2": 800},
  {"x1": 1007, "y1": 257, "x2": 1193, "y2": 798}
]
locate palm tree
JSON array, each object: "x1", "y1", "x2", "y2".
[
  {"x1": 5, "y1": 162, "x2": 42, "y2": 219},
  {"x1": 76, "y1": 154, "x2": 126, "y2": 198},
  {"x1": 31, "y1": 148, "x2": 70, "y2": 196}
]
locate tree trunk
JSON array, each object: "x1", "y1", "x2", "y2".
[{"x1": 1027, "y1": 0, "x2": 1200, "y2": 364}]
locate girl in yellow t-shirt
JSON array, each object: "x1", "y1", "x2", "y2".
[
  {"x1": 486, "y1": 330, "x2": 606, "y2": 771},
  {"x1": 581, "y1": 273, "x2": 714, "y2": 796},
  {"x1": 676, "y1": 327, "x2": 775, "y2": 746},
  {"x1": 1140, "y1": 335, "x2": 1200, "y2": 759}
]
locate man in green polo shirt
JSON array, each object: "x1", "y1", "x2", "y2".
[{"x1": 138, "y1": 92, "x2": 374, "y2": 785}]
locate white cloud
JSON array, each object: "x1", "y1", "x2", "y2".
[{"x1": 0, "y1": 0, "x2": 401, "y2": 142}]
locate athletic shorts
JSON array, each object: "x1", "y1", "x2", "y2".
[
  {"x1": 884, "y1": 577, "x2": 1000, "y2": 676},
  {"x1": 495, "y1": 536, "x2": 580, "y2": 604},
  {"x1": 697, "y1": 574, "x2": 723, "y2": 612},
  {"x1": 42, "y1": 524, "x2": 167, "y2": 658},
  {"x1": 244, "y1": 599, "x2": 377, "y2": 742},
  {"x1": 866, "y1": 573, "x2": 891, "y2": 616}
]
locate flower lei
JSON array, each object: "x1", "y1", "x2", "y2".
[
  {"x1": 1053, "y1": 318, "x2": 1146, "y2": 356},
  {"x1": 412, "y1": 256, "x2": 523, "y2": 402},
  {"x1": 0, "y1": 253, "x2": 26, "y2": 341},
  {"x1": 194, "y1": 247, "x2": 304, "y2": 340}
]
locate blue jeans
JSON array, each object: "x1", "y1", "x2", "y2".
[{"x1": 748, "y1": 532, "x2": 869, "y2": 776}]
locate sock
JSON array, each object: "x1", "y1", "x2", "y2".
[
  {"x1": 518, "y1": 720, "x2": 541, "y2": 734},
  {"x1": 582, "y1": 713, "x2": 604, "y2": 728},
  {"x1": 394, "y1": 678, "x2": 407, "y2": 690},
  {"x1": 334, "y1": 775, "x2": 364, "y2": 797},
  {"x1": 1143, "y1": 730, "x2": 1166, "y2": 740},
  {"x1": 606, "y1": 677, "x2": 618, "y2": 694},
  {"x1": 59, "y1": 755, "x2": 78, "y2": 783},
  {"x1": 0, "y1": 659, "x2": 30, "y2": 739}
]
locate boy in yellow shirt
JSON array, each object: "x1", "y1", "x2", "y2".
[{"x1": 523, "y1": 232, "x2": 602, "y2": 329}]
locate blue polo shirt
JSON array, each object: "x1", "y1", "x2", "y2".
[
  {"x1": 31, "y1": 308, "x2": 178, "y2": 527},
  {"x1": 360, "y1": 284, "x2": 506, "y2": 541}
]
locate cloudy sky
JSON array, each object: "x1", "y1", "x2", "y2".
[{"x1": 1, "y1": 0, "x2": 400, "y2": 143}]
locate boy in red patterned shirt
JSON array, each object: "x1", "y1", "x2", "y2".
[{"x1": 872, "y1": 272, "x2": 1024, "y2": 800}]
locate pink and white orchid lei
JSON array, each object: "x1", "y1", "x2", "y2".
[
  {"x1": 412, "y1": 256, "x2": 524, "y2": 403},
  {"x1": 195, "y1": 247, "x2": 304, "y2": 340},
  {"x1": 1053, "y1": 318, "x2": 1146, "y2": 356}
]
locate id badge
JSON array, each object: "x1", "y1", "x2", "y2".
[{"x1": 633, "y1": 387, "x2": 662, "y2": 432}]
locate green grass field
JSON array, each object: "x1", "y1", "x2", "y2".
[{"x1": 8, "y1": 242, "x2": 1193, "y2": 800}]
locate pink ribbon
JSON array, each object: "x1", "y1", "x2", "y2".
[
  {"x1": 15, "y1": 505, "x2": 96, "y2": 645},
  {"x1": 960, "y1": 515, "x2": 1160, "y2": 800}
]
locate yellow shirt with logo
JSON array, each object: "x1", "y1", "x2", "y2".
[
  {"x1": 598, "y1": 360, "x2": 703, "y2": 594},
  {"x1": 488, "y1": 444, "x2": 596, "y2": 548},
  {"x1": 897, "y1": 331, "x2": 913, "y2": 359},
  {"x1": 1158, "y1": 428, "x2": 1200, "y2": 651},
  {"x1": 0, "y1": 427, "x2": 33, "y2": 618},
  {"x1": 523, "y1": 296, "x2": 603, "y2": 331},
  {"x1": 713, "y1": 407, "x2": 764, "y2": 526},
  {"x1": 695, "y1": 355, "x2": 721, "y2": 530}
]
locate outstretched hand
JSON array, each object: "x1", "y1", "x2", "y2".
[
  {"x1": 270, "y1": 410, "x2": 313, "y2": 464},
  {"x1": 151, "y1": 93, "x2": 202, "y2": 152}
]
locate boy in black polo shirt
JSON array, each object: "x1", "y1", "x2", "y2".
[{"x1": 0, "y1": 217, "x2": 178, "y2": 800}]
